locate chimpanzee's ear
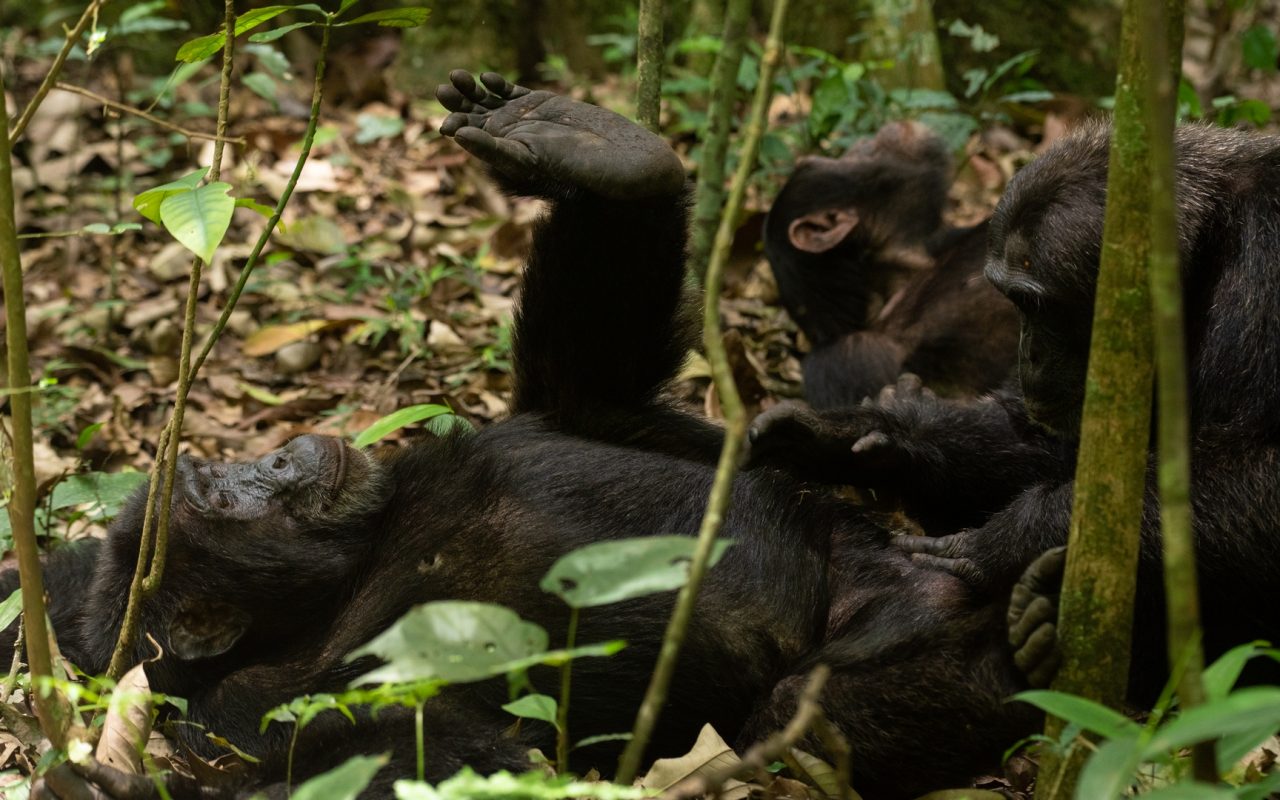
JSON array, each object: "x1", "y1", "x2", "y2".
[
  {"x1": 787, "y1": 208, "x2": 860, "y2": 254},
  {"x1": 168, "y1": 600, "x2": 251, "y2": 661}
]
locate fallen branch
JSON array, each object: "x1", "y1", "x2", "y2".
[{"x1": 53, "y1": 83, "x2": 245, "y2": 145}]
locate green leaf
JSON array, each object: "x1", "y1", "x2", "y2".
[
  {"x1": 0, "y1": 589, "x2": 22, "y2": 633},
  {"x1": 158, "y1": 181, "x2": 236, "y2": 262},
  {"x1": 291, "y1": 753, "x2": 388, "y2": 800},
  {"x1": 340, "y1": 8, "x2": 431, "y2": 28},
  {"x1": 48, "y1": 472, "x2": 147, "y2": 514},
  {"x1": 1242, "y1": 24, "x2": 1279, "y2": 72},
  {"x1": 249, "y1": 22, "x2": 316, "y2": 43},
  {"x1": 1075, "y1": 735, "x2": 1141, "y2": 800},
  {"x1": 1011, "y1": 690, "x2": 1140, "y2": 740},
  {"x1": 572, "y1": 732, "x2": 631, "y2": 751},
  {"x1": 1202, "y1": 642, "x2": 1268, "y2": 700},
  {"x1": 76, "y1": 422, "x2": 104, "y2": 450},
  {"x1": 540, "y1": 536, "x2": 734, "y2": 609},
  {"x1": 502, "y1": 694, "x2": 558, "y2": 729},
  {"x1": 355, "y1": 113, "x2": 405, "y2": 144},
  {"x1": 1238, "y1": 773, "x2": 1280, "y2": 800},
  {"x1": 1143, "y1": 687, "x2": 1280, "y2": 757},
  {"x1": 242, "y1": 72, "x2": 278, "y2": 103},
  {"x1": 235, "y1": 198, "x2": 276, "y2": 218},
  {"x1": 349, "y1": 601, "x2": 549, "y2": 685},
  {"x1": 176, "y1": 32, "x2": 226, "y2": 63},
  {"x1": 1134, "y1": 784, "x2": 1238, "y2": 800},
  {"x1": 354, "y1": 405, "x2": 454, "y2": 448},
  {"x1": 132, "y1": 168, "x2": 207, "y2": 225},
  {"x1": 338, "y1": 0, "x2": 363, "y2": 15},
  {"x1": 1217, "y1": 722, "x2": 1280, "y2": 774}
]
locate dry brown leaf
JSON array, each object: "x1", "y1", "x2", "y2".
[
  {"x1": 96, "y1": 663, "x2": 153, "y2": 774},
  {"x1": 640, "y1": 723, "x2": 750, "y2": 799},
  {"x1": 242, "y1": 320, "x2": 338, "y2": 357}
]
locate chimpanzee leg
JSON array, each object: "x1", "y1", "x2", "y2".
[{"x1": 437, "y1": 72, "x2": 707, "y2": 450}]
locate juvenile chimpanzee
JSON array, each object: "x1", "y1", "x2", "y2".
[
  {"x1": 765, "y1": 122, "x2": 1018, "y2": 409},
  {"x1": 7, "y1": 73, "x2": 1046, "y2": 800},
  {"x1": 749, "y1": 121, "x2": 1280, "y2": 697}
]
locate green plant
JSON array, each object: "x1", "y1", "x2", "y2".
[{"x1": 1017, "y1": 643, "x2": 1280, "y2": 798}]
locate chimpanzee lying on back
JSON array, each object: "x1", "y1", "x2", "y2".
[
  {"x1": 5, "y1": 73, "x2": 1047, "y2": 800},
  {"x1": 765, "y1": 122, "x2": 1019, "y2": 409},
  {"x1": 749, "y1": 121, "x2": 1280, "y2": 699}
]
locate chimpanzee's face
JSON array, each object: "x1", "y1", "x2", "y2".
[{"x1": 984, "y1": 131, "x2": 1110, "y2": 438}]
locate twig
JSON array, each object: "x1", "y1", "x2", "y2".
[
  {"x1": 8, "y1": 0, "x2": 106, "y2": 145},
  {"x1": 662, "y1": 665, "x2": 830, "y2": 799},
  {"x1": 106, "y1": 0, "x2": 239, "y2": 679},
  {"x1": 0, "y1": 63, "x2": 69, "y2": 745},
  {"x1": 52, "y1": 82, "x2": 245, "y2": 145},
  {"x1": 615, "y1": 0, "x2": 791, "y2": 783},
  {"x1": 0, "y1": 618, "x2": 25, "y2": 703}
]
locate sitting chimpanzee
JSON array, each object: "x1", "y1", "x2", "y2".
[
  {"x1": 5, "y1": 72, "x2": 1050, "y2": 800},
  {"x1": 749, "y1": 121, "x2": 1280, "y2": 698},
  {"x1": 764, "y1": 121, "x2": 1019, "y2": 409}
]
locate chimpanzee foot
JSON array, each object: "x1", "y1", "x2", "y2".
[
  {"x1": 1007, "y1": 546, "x2": 1066, "y2": 688},
  {"x1": 437, "y1": 70, "x2": 685, "y2": 200}
]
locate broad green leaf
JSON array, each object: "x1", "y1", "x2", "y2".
[
  {"x1": 158, "y1": 181, "x2": 235, "y2": 262},
  {"x1": 1242, "y1": 24, "x2": 1279, "y2": 72},
  {"x1": 48, "y1": 472, "x2": 147, "y2": 513},
  {"x1": 338, "y1": 0, "x2": 363, "y2": 14},
  {"x1": 1238, "y1": 773, "x2": 1280, "y2": 800},
  {"x1": 1012, "y1": 690, "x2": 1140, "y2": 741},
  {"x1": 1203, "y1": 642, "x2": 1269, "y2": 700},
  {"x1": 497, "y1": 640, "x2": 625, "y2": 674},
  {"x1": 349, "y1": 601, "x2": 549, "y2": 685},
  {"x1": 340, "y1": 8, "x2": 431, "y2": 28},
  {"x1": 242, "y1": 72, "x2": 277, "y2": 103},
  {"x1": 540, "y1": 536, "x2": 734, "y2": 609},
  {"x1": 232, "y1": 6, "x2": 295, "y2": 36},
  {"x1": 176, "y1": 32, "x2": 226, "y2": 63},
  {"x1": 249, "y1": 22, "x2": 316, "y2": 43},
  {"x1": 355, "y1": 113, "x2": 405, "y2": 144},
  {"x1": 76, "y1": 422, "x2": 104, "y2": 450},
  {"x1": 354, "y1": 405, "x2": 454, "y2": 448},
  {"x1": 1217, "y1": 722, "x2": 1280, "y2": 773},
  {"x1": 1075, "y1": 735, "x2": 1141, "y2": 800},
  {"x1": 0, "y1": 589, "x2": 22, "y2": 632},
  {"x1": 1134, "y1": 785, "x2": 1237, "y2": 800},
  {"x1": 292, "y1": 753, "x2": 388, "y2": 800},
  {"x1": 1144, "y1": 687, "x2": 1280, "y2": 757},
  {"x1": 502, "y1": 694, "x2": 558, "y2": 729},
  {"x1": 132, "y1": 168, "x2": 207, "y2": 225}
]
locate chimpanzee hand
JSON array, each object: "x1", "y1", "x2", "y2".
[
  {"x1": 436, "y1": 70, "x2": 685, "y2": 200},
  {"x1": 1007, "y1": 546, "x2": 1066, "y2": 688},
  {"x1": 892, "y1": 530, "x2": 989, "y2": 586},
  {"x1": 745, "y1": 374, "x2": 938, "y2": 486}
]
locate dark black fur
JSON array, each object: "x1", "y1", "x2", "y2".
[
  {"x1": 764, "y1": 122, "x2": 1019, "y2": 409},
  {"x1": 749, "y1": 122, "x2": 1280, "y2": 698},
  {"x1": 6, "y1": 76, "x2": 1040, "y2": 799}
]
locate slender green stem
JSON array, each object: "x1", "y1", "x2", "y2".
[
  {"x1": 107, "y1": 0, "x2": 238, "y2": 678},
  {"x1": 8, "y1": 0, "x2": 105, "y2": 145},
  {"x1": 556, "y1": 607, "x2": 579, "y2": 773},
  {"x1": 615, "y1": 0, "x2": 791, "y2": 784},
  {"x1": 690, "y1": 0, "x2": 751, "y2": 282},
  {"x1": 287, "y1": 723, "x2": 299, "y2": 796},
  {"x1": 0, "y1": 63, "x2": 67, "y2": 746},
  {"x1": 415, "y1": 701, "x2": 426, "y2": 782}
]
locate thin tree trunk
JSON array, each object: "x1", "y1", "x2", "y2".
[
  {"x1": 1035, "y1": 0, "x2": 1179, "y2": 795},
  {"x1": 1146, "y1": 0, "x2": 1215, "y2": 783},
  {"x1": 860, "y1": 0, "x2": 945, "y2": 91},
  {"x1": 636, "y1": 0, "x2": 665, "y2": 131},
  {"x1": 690, "y1": 0, "x2": 752, "y2": 283}
]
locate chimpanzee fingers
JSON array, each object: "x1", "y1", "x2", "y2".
[
  {"x1": 448, "y1": 69, "x2": 489, "y2": 104},
  {"x1": 453, "y1": 127, "x2": 535, "y2": 176},
  {"x1": 1019, "y1": 545, "x2": 1067, "y2": 595},
  {"x1": 440, "y1": 110, "x2": 490, "y2": 137},
  {"x1": 907, "y1": 551, "x2": 986, "y2": 584},
  {"x1": 893, "y1": 532, "x2": 955, "y2": 557},
  {"x1": 480, "y1": 72, "x2": 531, "y2": 99},
  {"x1": 851, "y1": 430, "x2": 891, "y2": 454},
  {"x1": 1013, "y1": 622, "x2": 1061, "y2": 689},
  {"x1": 435, "y1": 84, "x2": 477, "y2": 114},
  {"x1": 1008, "y1": 594, "x2": 1057, "y2": 646}
]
